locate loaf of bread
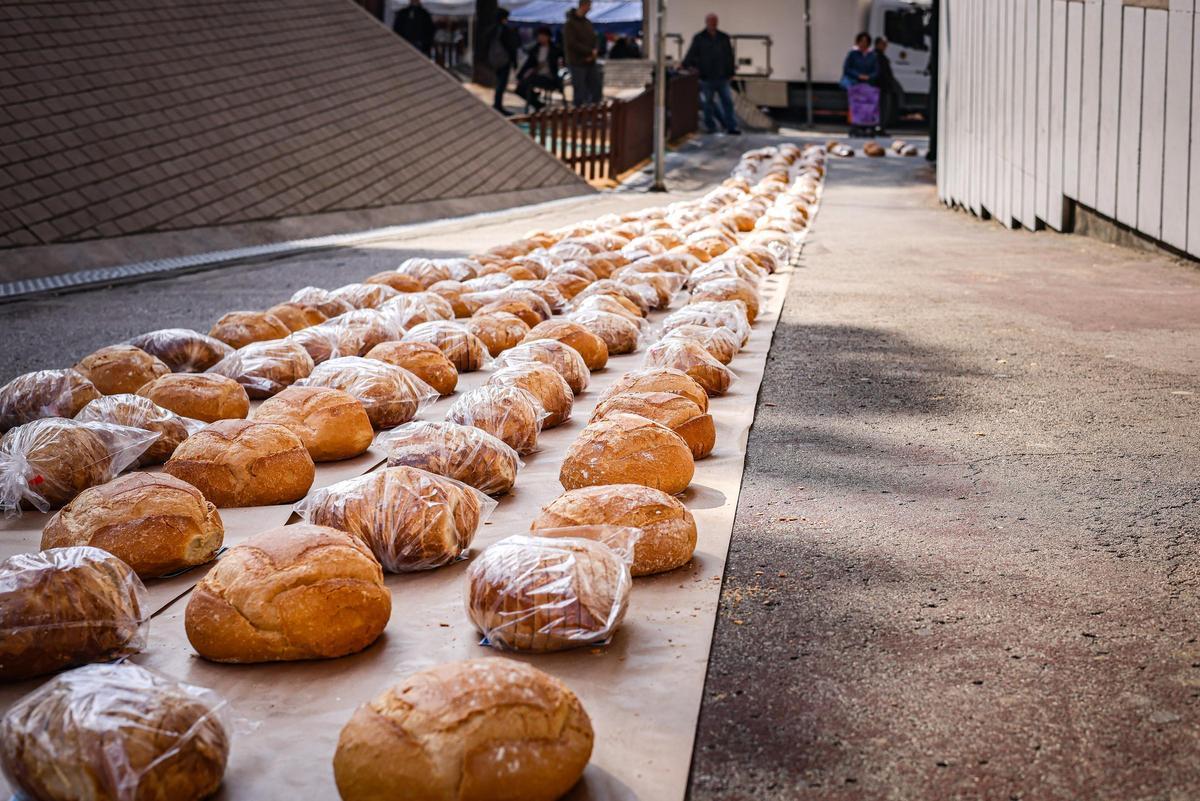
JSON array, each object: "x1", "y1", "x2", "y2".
[
  {"x1": 298, "y1": 356, "x2": 437, "y2": 429},
  {"x1": 466, "y1": 534, "x2": 631, "y2": 652},
  {"x1": 487, "y1": 363, "x2": 573, "y2": 428},
  {"x1": 74, "y1": 345, "x2": 171, "y2": 396},
  {"x1": 302, "y1": 466, "x2": 486, "y2": 572},
  {"x1": 663, "y1": 300, "x2": 752, "y2": 345},
  {"x1": 378, "y1": 293, "x2": 456, "y2": 329},
  {"x1": 571, "y1": 280, "x2": 651, "y2": 316},
  {"x1": 522, "y1": 320, "x2": 609, "y2": 371},
  {"x1": 206, "y1": 338, "x2": 314, "y2": 399},
  {"x1": 425, "y1": 280, "x2": 473, "y2": 317},
  {"x1": 332, "y1": 282, "x2": 400, "y2": 310},
  {"x1": 863, "y1": 140, "x2": 886, "y2": 157},
  {"x1": 688, "y1": 254, "x2": 766, "y2": 287},
  {"x1": 532, "y1": 484, "x2": 697, "y2": 575},
  {"x1": 164, "y1": 419, "x2": 315, "y2": 507},
  {"x1": 0, "y1": 369, "x2": 101, "y2": 431},
  {"x1": 462, "y1": 311, "x2": 530, "y2": 356},
  {"x1": 266, "y1": 301, "x2": 328, "y2": 331},
  {"x1": 253, "y1": 385, "x2": 374, "y2": 462},
  {"x1": 124, "y1": 328, "x2": 235, "y2": 372},
  {"x1": 136, "y1": 373, "x2": 250, "y2": 423},
  {"x1": 590, "y1": 391, "x2": 715, "y2": 459},
  {"x1": 568, "y1": 292, "x2": 644, "y2": 323},
  {"x1": 395, "y1": 257, "x2": 453, "y2": 287},
  {"x1": 74, "y1": 393, "x2": 199, "y2": 464},
  {"x1": 42, "y1": 473, "x2": 224, "y2": 577},
  {"x1": 566, "y1": 309, "x2": 641, "y2": 355},
  {"x1": 546, "y1": 269, "x2": 591, "y2": 299},
  {"x1": 560, "y1": 413, "x2": 694, "y2": 494},
  {"x1": 291, "y1": 286, "x2": 355, "y2": 318},
  {"x1": 494, "y1": 340, "x2": 590, "y2": 395},
  {"x1": 184, "y1": 524, "x2": 390, "y2": 662},
  {"x1": 363, "y1": 341, "x2": 458, "y2": 396},
  {"x1": 445, "y1": 385, "x2": 544, "y2": 455},
  {"x1": 597, "y1": 367, "x2": 709, "y2": 412},
  {"x1": 333, "y1": 659, "x2": 593, "y2": 801},
  {"x1": 382, "y1": 421, "x2": 519, "y2": 495},
  {"x1": 0, "y1": 547, "x2": 147, "y2": 680},
  {"x1": 659, "y1": 324, "x2": 741, "y2": 365},
  {"x1": 289, "y1": 310, "x2": 402, "y2": 363},
  {"x1": 0, "y1": 663, "x2": 229, "y2": 801},
  {"x1": 365, "y1": 271, "x2": 424, "y2": 293},
  {"x1": 644, "y1": 339, "x2": 735, "y2": 396},
  {"x1": 618, "y1": 271, "x2": 683, "y2": 309},
  {"x1": 404, "y1": 321, "x2": 490, "y2": 372},
  {"x1": 689, "y1": 276, "x2": 761, "y2": 322},
  {"x1": 208, "y1": 310, "x2": 291, "y2": 349},
  {"x1": 473, "y1": 298, "x2": 541, "y2": 328}
]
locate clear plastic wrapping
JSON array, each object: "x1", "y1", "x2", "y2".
[
  {"x1": 297, "y1": 466, "x2": 497, "y2": 572},
  {"x1": 379, "y1": 421, "x2": 522, "y2": 496},
  {"x1": 378, "y1": 292, "x2": 456, "y2": 330},
  {"x1": 571, "y1": 280, "x2": 652, "y2": 316},
  {"x1": 464, "y1": 288, "x2": 553, "y2": 323},
  {"x1": 403, "y1": 320, "x2": 491, "y2": 372},
  {"x1": 124, "y1": 329, "x2": 235, "y2": 373},
  {"x1": 445, "y1": 385, "x2": 546, "y2": 455},
  {"x1": 0, "y1": 662, "x2": 229, "y2": 801},
  {"x1": 688, "y1": 257, "x2": 767, "y2": 288},
  {"x1": 332, "y1": 282, "x2": 399, "y2": 310},
  {"x1": 395, "y1": 257, "x2": 453, "y2": 287},
  {"x1": 297, "y1": 356, "x2": 438, "y2": 430},
  {"x1": 74, "y1": 393, "x2": 205, "y2": 465},
  {"x1": 689, "y1": 275, "x2": 762, "y2": 322},
  {"x1": 0, "y1": 546, "x2": 149, "y2": 680},
  {"x1": 567, "y1": 292, "x2": 645, "y2": 324},
  {"x1": 659, "y1": 323, "x2": 741, "y2": 365},
  {"x1": 487, "y1": 363, "x2": 574, "y2": 429},
  {"x1": 493, "y1": 339, "x2": 590, "y2": 395},
  {"x1": 661, "y1": 300, "x2": 753, "y2": 346},
  {"x1": 291, "y1": 286, "x2": 355, "y2": 318},
  {"x1": 644, "y1": 339, "x2": 738, "y2": 397},
  {"x1": 0, "y1": 369, "x2": 101, "y2": 431},
  {"x1": 289, "y1": 309, "x2": 405, "y2": 363},
  {"x1": 206, "y1": 338, "x2": 315, "y2": 399},
  {"x1": 465, "y1": 531, "x2": 636, "y2": 652},
  {"x1": 462, "y1": 311, "x2": 530, "y2": 357},
  {"x1": 0, "y1": 419, "x2": 158, "y2": 513}
]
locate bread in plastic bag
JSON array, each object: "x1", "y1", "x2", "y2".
[
  {"x1": 363, "y1": 341, "x2": 458, "y2": 396},
  {"x1": 0, "y1": 419, "x2": 158, "y2": 513},
  {"x1": 590, "y1": 390, "x2": 715, "y2": 459},
  {"x1": 565, "y1": 309, "x2": 643, "y2": 355},
  {"x1": 297, "y1": 356, "x2": 438, "y2": 430},
  {"x1": 208, "y1": 310, "x2": 291, "y2": 350},
  {"x1": 493, "y1": 339, "x2": 590, "y2": 395},
  {"x1": 662, "y1": 300, "x2": 752, "y2": 346},
  {"x1": 659, "y1": 323, "x2": 741, "y2": 365},
  {"x1": 507, "y1": 279, "x2": 568, "y2": 312},
  {"x1": 332, "y1": 282, "x2": 399, "y2": 310},
  {"x1": 0, "y1": 662, "x2": 229, "y2": 801},
  {"x1": 688, "y1": 256, "x2": 767, "y2": 289},
  {"x1": 395, "y1": 257, "x2": 453, "y2": 287},
  {"x1": 487, "y1": 363, "x2": 574, "y2": 429},
  {"x1": 206, "y1": 338, "x2": 314, "y2": 399},
  {"x1": 378, "y1": 292, "x2": 456, "y2": 330},
  {"x1": 471, "y1": 297, "x2": 542, "y2": 328},
  {"x1": 644, "y1": 338, "x2": 737, "y2": 397},
  {"x1": 380, "y1": 421, "x2": 521, "y2": 496},
  {"x1": 298, "y1": 466, "x2": 496, "y2": 572},
  {"x1": 462, "y1": 272, "x2": 515, "y2": 292},
  {"x1": 462, "y1": 311, "x2": 530, "y2": 357},
  {"x1": 365, "y1": 271, "x2": 424, "y2": 294},
  {"x1": 688, "y1": 276, "x2": 762, "y2": 322},
  {"x1": 289, "y1": 309, "x2": 404, "y2": 364},
  {"x1": 0, "y1": 369, "x2": 101, "y2": 431},
  {"x1": 465, "y1": 531, "x2": 636, "y2": 652},
  {"x1": 291, "y1": 286, "x2": 355, "y2": 318},
  {"x1": 403, "y1": 320, "x2": 491, "y2": 372},
  {"x1": 567, "y1": 292, "x2": 645, "y2": 324},
  {"x1": 266, "y1": 301, "x2": 329, "y2": 331},
  {"x1": 570, "y1": 280, "x2": 652, "y2": 316},
  {"x1": 445, "y1": 385, "x2": 546, "y2": 455},
  {"x1": 0, "y1": 546, "x2": 148, "y2": 681},
  {"x1": 124, "y1": 329, "x2": 234, "y2": 373},
  {"x1": 545, "y1": 270, "x2": 591, "y2": 300},
  {"x1": 74, "y1": 393, "x2": 204, "y2": 465}
]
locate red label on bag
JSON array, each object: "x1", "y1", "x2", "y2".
[{"x1": 29, "y1": 475, "x2": 44, "y2": 486}]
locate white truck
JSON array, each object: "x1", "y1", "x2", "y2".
[{"x1": 662, "y1": 0, "x2": 933, "y2": 114}]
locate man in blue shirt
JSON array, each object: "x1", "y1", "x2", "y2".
[{"x1": 841, "y1": 32, "x2": 877, "y2": 89}]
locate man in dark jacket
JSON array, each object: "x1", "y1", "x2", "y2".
[
  {"x1": 683, "y1": 13, "x2": 741, "y2": 135},
  {"x1": 393, "y1": 0, "x2": 434, "y2": 57},
  {"x1": 873, "y1": 36, "x2": 905, "y2": 134},
  {"x1": 516, "y1": 26, "x2": 563, "y2": 111},
  {"x1": 485, "y1": 8, "x2": 521, "y2": 115},
  {"x1": 564, "y1": 0, "x2": 603, "y2": 106}
]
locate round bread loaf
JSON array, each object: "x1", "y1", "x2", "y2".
[
  {"x1": 74, "y1": 393, "x2": 196, "y2": 464},
  {"x1": 378, "y1": 293, "x2": 455, "y2": 329},
  {"x1": 334, "y1": 659, "x2": 593, "y2": 801},
  {"x1": 689, "y1": 276, "x2": 761, "y2": 322},
  {"x1": 208, "y1": 310, "x2": 291, "y2": 349},
  {"x1": 659, "y1": 324, "x2": 740, "y2": 365},
  {"x1": 42, "y1": 473, "x2": 224, "y2": 577},
  {"x1": 487, "y1": 363, "x2": 573, "y2": 429},
  {"x1": 206, "y1": 338, "x2": 315, "y2": 399},
  {"x1": 0, "y1": 369, "x2": 101, "y2": 431},
  {"x1": 396, "y1": 257, "x2": 453, "y2": 287},
  {"x1": 662, "y1": 300, "x2": 751, "y2": 345},
  {"x1": 445, "y1": 385, "x2": 544, "y2": 455},
  {"x1": 571, "y1": 280, "x2": 650, "y2": 316},
  {"x1": 298, "y1": 356, "x2": 436, "y2": 429},
  {"x1": 404, "y1": 321, "x2": 489, "y2": 372},
  {"x1": 425, "y1": 280, "x2": 472, "y2": 317},
  {"x1": 184, "y1": 524, "x2": 390, "y2": 662},
  {"x1": 0, "y1": 663, "x2": 229, "y2": 801},
  {"x1": 365, "y1": 271, "x2": 424, "y2": 293},
  {"x1": 546, "y1": 270, "x2": 590, "y2": 299},
  {"x1": 288, "y1": 310, "x2": 400, "y2": 363},
  {"x1": 550, "y1": 261, "x2": 598, "y2": 284},
  {"x1": 566, "y1": 309, "x2": 641, "y2": 355},
  {"x1": 291, "y1": 286, "x2": 355, "y2": 318},
  {"x1": 164, "y1": 420, "x2": 315, "y2": 507},
  {"x1": 494, "y1": 340, "x2": 590, "y2": 395},
  {"x1": 590, "y1": 391, "x2": 714, "y2": 459},
  {"x1": 383, "y1": 421, "x2": 519, "y2": 496},
  {"x1": 125, "y1": 328, "x2": 234, "y2": 372},
  {"x1": 364, "y1": 341, "x2": 458, "y2": 396},
  {"x1": 560, "y1": 413, "x2": 694, "y2": 494},
  {"x1": 136, "y1": 373, "x2": 250, "y2": 423},
  {"x1": 74, "y1": 345, "x2": 171, "y2": 396},
  {"x1": 0, "y1": 547, "x2": 147, "y2": 681},
  {"x1": 503, "y1": 264, "x2": 538, "y2": 281},
  {"x1": 253, "y1": 385, "x2": 374, "y2": 462},
  {"x1": 532, "y1": 485, "x2": 697, "y2": 575},
  {"x1": 303, "y1": 466, "x2": 484, "y2": 572},
  {"x1": 644, "y1": 339, "x2": 734, "y2": 396},
  {"x1": 522, "y1": 320, "x2": 609, "y2": 371},
  {"x1": 596, "y1": 367, "x2": 709, "y2": 412},
  {"x1": 462, "y1": 311, "x2": 530, "y2": 357},
  {"x1": 0, "y1": 419, "x2": 116, "y2": 509},
  {"x1": 568, "y1": 293, "x2": 643, "y2": 323},
  {"x1": 332, "y1": 282, "x2": 399, "y2": 310},
  {"x1": 266, "y1": 301, "x2": 328, "y2": 331},
  {"x1": 474, "y1": 298, "x2": 541, "y2": 328},
  {"x1": 466, "y1": 534, "x2": 631, "y2": 652}
]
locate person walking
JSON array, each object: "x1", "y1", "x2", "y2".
[
  {"x1": 393, "y1": 0, "x2": 434, "y2": 57},
  {"x1": 485, "y1": 8, "x2": 520, "y2": 115},
  {"x1": 683, "y1": 13, "x2": 741, "y2": 135},
  {"x1": 873, "y1": 36, "x2": 905, "y2": 135},
  {"x1": 516, "y1": 26, "x2": 564, "y2": 111},
  {"x1": 564, "y1": 0, "x2": 603, "y2": 106},
  {"x1": 841, "y1": 31, "x2": 879, "y2": 135}
]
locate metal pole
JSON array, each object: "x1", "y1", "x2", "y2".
[
  {"x1": 804, "y1": 0, "x2": 814, "y2": 126},
  {"x1": 651, "y1": 0, "x2": 667, "y2": 192}
]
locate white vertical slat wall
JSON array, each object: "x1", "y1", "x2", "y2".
[{"x1": 938, "y1": 0, "x2": 1200, "y2": 260}]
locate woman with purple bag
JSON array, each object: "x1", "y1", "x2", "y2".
[{"x1": 841, "y1": 32, "x2": 880, "y2": 137}]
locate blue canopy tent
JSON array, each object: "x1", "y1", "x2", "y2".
[{"x1": 509, "y1": 1, "x2": 642, "y2": 36}]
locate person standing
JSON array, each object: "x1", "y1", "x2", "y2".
[
  {"x1": 393, "y1": 0, "x2": 434, "y2": 57},
  {"x1": 841, "y1": 31, "x2": 878, "y2": 134},
  {"x1": 564, "y1": 0, "x2": 603, "y2": 106},
  {"x1": 683, "y1": 13, "x2": 741, "y2": 135},
  {"x1": 485, "y1": 9, "x2": 520, "y2": 115},
  {"x1": 516, "y1": 26, "x2": 563, "y2": 111},
  {"x1": 873, "y1": 36, "x2": 905, "y2": 135}
]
